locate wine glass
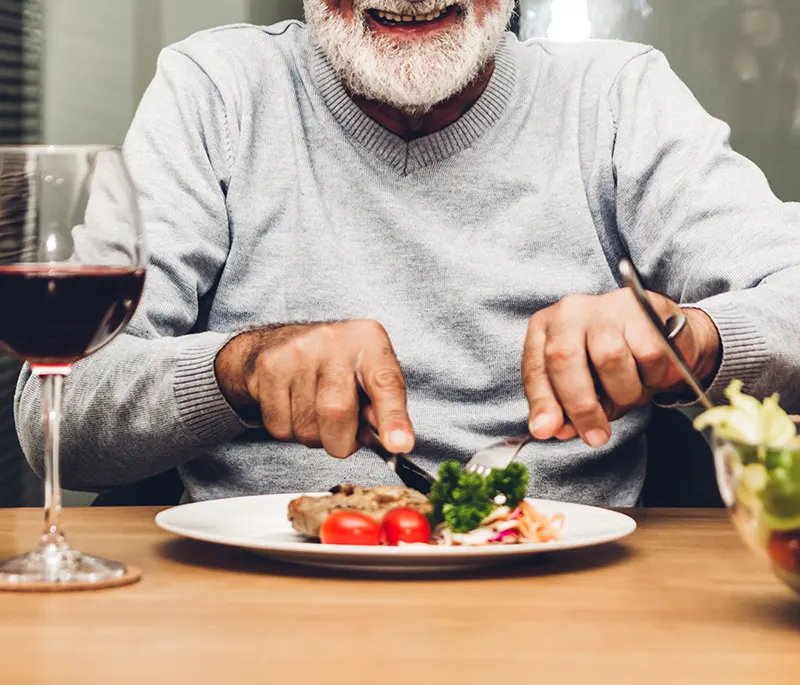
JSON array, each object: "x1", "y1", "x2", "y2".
[{"x1": 0, "y1": 145, "x2": 146, "y2": 588}]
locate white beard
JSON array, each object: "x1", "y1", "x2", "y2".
[{"x1": 304, "y1": 0, "x2": 515, "y2": 114}]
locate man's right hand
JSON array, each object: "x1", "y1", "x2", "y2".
[{"x1": 214, "y1": 320, "x2": 414, "y2": 459}]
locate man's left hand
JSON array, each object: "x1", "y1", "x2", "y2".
[{"x1": 522, "y1": 289, "x2": 721, "y2": 447}]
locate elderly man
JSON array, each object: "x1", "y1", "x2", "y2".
[{"x1": 15, "y1": 1, "x2": 800, "y2": 505}]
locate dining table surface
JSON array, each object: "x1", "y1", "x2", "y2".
[{"x1": 0, "y1": 506, "x2": 798, "y2": 685}]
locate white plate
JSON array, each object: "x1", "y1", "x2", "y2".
[{"x1": 155, "y1": 494, "x2": 637, "y2": 573}]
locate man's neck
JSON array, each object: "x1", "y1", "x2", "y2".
[{"x1": 350, "y1": 59, "x2": 496, "y2": 141}]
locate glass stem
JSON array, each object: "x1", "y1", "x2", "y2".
[{"x1": 35, "y1": 368, "x2": 70, "y2": 547}]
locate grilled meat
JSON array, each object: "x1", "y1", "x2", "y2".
[{"x1": 288, "y1": 485, "x2": 432, "y2": 539}]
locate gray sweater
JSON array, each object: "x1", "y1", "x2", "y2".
[{"x1": 15, "y1": 22, "x2": 800, "y2": 505}]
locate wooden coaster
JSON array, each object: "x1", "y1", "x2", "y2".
[{"x1": 0, "y1": 565, "x2": 142, "y2": 593}]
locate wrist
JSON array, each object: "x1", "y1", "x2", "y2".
[
  {"x1": 684, "y1": 307, "x2": 722, "y2": 383},
  {"x1": 215, "y1": 332, "x2": 257, "y2": 409}
]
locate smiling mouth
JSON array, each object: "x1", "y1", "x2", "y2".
[{"x1": 366, "y1": 4, "x2": 461, "y2": 27}]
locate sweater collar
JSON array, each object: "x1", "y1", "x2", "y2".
[{"x1": 310, "y1": 33, "x2": 517, "y2": 175}]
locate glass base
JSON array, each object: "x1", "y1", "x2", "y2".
[{"x1": 0, "y1": 542, "x2": 127, "y2": 586}]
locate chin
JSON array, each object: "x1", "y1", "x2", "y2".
[{"x1": 306, "y1": 0, "x2": 514, "y2": 113}]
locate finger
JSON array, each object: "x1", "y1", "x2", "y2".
[
  {"x1": 587, "y1": 324, "x2": 644, "y2": 408},
  {"x1": 545, "y1": 321, "x2": 610, "y2": 447},
  {"x1": 316, "y1": 364, "x2": 360, "y2": 459},
  {"x1": 554, "y1": 423, "x2": 578, "y2": 441},
  {"x1": 250, "y1": 357, "x2": 294, "y2": 441},
  {"x1": 623, "y1": 318, "x2": 674, "y2": 390},
  {"x1": 290, "y1": 366, "x2": 321, "y2": 449},
  {"x1": 523, "y1": 320, "x2": 565, "y2": 439},
  {"x1": 356, "y1": 346, "x2": 414, "y2": 453}
]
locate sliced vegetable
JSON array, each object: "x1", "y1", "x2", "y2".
[
  {"x1": 319, "y1": 511, "x2": 381, "y2": 546},
  {"x1": 768, "y1": 530, "x2": 800, "y2": 575},
  {"x1": 694, "y1": 381, "x2": 800, "y2": 540},
  {"x1": 381, "y1": 508, "x2": 431, "y2": 546},
  {"x1": 428, "y1": 460, "x2": 530, "y2": 534},
  {"x1": 693, "y1": 380, "x2": 796, "y2": 447},
  {"x1": 489, "y1": 528, "x2": 520, "y2": 544}
]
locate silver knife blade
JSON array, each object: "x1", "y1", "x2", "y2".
[{"x1": 358, "y1": 425, "x2": 435, "y2": 496}]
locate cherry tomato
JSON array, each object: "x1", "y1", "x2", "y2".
[
  {"x1": 768, "y1": 530, "x2": 800, "y2": 575},
  {"x1": 320, "y1": 511, "x2": 382, "y2": 546},
  {"x1": 381, "y1": 507, "x2": 432, "y2": 546}
]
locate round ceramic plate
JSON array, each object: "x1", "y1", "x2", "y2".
[{"x1": 155, "y1": 494, "x2": 637, "y2": 573}]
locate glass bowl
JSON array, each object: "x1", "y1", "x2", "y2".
[{"x1": 713, "y1": 431, "x2": 800, "y2": 594}]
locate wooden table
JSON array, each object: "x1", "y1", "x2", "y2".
[{"x1": 0, "y1": 508, "x2": 797, "y2": 685}]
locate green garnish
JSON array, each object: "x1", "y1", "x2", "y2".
[
  {"x1": 441, "y1": 471, "x2": 493, "y2": 533},
  {"x1": 693, "y1": 379, "x2": 796, "y2": 447},
  {"x1": 428, "y1": 461, "x2": 529, "y2": 533},
  {"x1": 694, "y1": 380, "x2": 800, "y2": 531},
  {"x1": 486, "y1": 462, "x2": 528, "y2": 508}
]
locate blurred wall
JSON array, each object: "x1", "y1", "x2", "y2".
[
  {"x1": 518, "y1": 0, "x2": 800, "y2": 201},
  {"x1": 251, "y1": 0, "x2": 305, "y2": 26},
  {"x1": 41, "y1": 0, "x2": 304, "y2": 146}
]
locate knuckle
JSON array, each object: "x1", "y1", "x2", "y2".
[
  {"x1": 261, "y1": 346, "x2": 304, "y2": 374},
  {"x1": 636, "y1": 345, "x2": 664, "y2": 367},
  {"x1": 253, "y1": 348, "x2": 280, "y2": 376},
  {"x1": 527, "y1": 393, "x2": 558, "y2": 409},
  {"x1": 566, "y1": 399, "x2": 602, "y2": 421},
  {"x1": 265, "y1": 421, "x2": 293, "y2": 442},
  {"x1": 527, "y1": 312, "x2": 546, "y2": 333},
  {"x1": 523, "y1": 328, "x2": 547, "y2": 356},
  {"x1": 593, "y1": 342, "x2": 628, "y2": 372},
  {"x1": 545, "y1": 342, "x2": 580, "y2": 366},
  {"x1": 355, "y1": 319, "x2": 388, "y2": 340},
  {"x1": 317, "y1": 399, "x2": 354, "y2": 424},
  {"x1": 380, "y1": 408, "x2": 409, "y2": 423},
  {"x1": 295, "y1": 328, "x2": 331, "y2": 355},
  {"x1": 369, "y1": 368, "x2": 406, "y2": 393},
  {"x1": 292, "y1": 404, "x2": 319, "y2": 443},
  {"x1": 559, "y1": 293, "x2": 588, "y2": 311}
]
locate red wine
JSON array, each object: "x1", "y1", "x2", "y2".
[{"x1": 0, "y1": 265, "x2": 145, "y2": 364}]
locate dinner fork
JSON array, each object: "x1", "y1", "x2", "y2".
[
  {"x1": 464, "y1": 258, "x2": 717, "y2": 477},
  {"x1": 464, "y1": 436, "x2": 533, "y2": 476}
]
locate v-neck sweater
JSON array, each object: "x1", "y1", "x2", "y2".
[{"x1": 15, "y1": 21, "x2": 800, "y2": 505}]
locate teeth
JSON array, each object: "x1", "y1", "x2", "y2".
[{"x1": 372, "y1": 7, "x2": 448, "y2": 23}]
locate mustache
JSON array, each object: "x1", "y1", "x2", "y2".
[{"x1": 355, "y1": 0, "x2": 466, "y2": 15}]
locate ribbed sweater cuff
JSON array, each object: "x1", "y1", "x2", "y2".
[
  {"x1": 692, "y1": 299, "x2": 769, "y2": 398},
  {"x1": 174, "y1": 332, "x2": 252, "y2": 442},
  {"x1": 656, "y1": 298, "x2": 768, "y2": 408}
]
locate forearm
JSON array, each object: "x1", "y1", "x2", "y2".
[
  {"x1": 14, "y1": 331, "x2": 248, "y2": 491},
  {"x1": 609, "y1": 50, "x2": 800, "y2": 408}
]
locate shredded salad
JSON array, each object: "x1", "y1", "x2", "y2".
[
  {"x1": 430, "y1": 499, "x2": 564, "y2": 547},
  {"x1": 425, "y1": 461, "x2": 564, "y2": 546}
]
